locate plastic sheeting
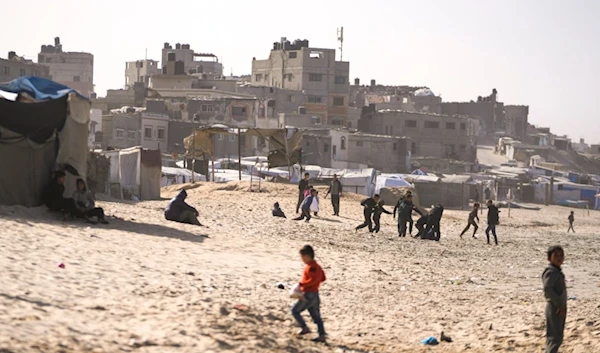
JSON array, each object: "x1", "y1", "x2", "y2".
[{"x1": 375, "y1": 176, "x2": 412, "y2": 194}]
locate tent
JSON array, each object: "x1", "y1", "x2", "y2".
[
  {"x1": 0, "y1": 77, "x2": 90, "y2": 206},
  {"x1": 98, "y1": 147, "x2": 161, "y2": 200},
  {"x1": 375, "y1": 175, "x2": 412, "y2": 194}
]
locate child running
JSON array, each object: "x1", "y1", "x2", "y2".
[
  {"x1": 292, "y1": 245, "x2": 327, "y2": 343},
  {"x1": 567, "y1": 211, "x2": 575, "y2": 233},
  {"x1": 460, "y1": 203, "x2": 480, "y2": 238}
]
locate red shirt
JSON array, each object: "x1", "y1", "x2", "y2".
[{"x1": 299, "y1": 260, "x2": 326, "y2": 293}]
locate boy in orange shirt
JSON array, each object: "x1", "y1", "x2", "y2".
[{"x1": 292, "y1": 245, "x2": 327, "y2": 342}]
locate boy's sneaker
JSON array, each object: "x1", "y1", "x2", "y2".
[
  {"x1": 297, "y1": 328, "x2": 311, "y2": 336},
  {"x1": 312, "y1": 336, "x2": 326, "y2": 343}
]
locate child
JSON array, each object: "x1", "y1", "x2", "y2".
[
  {"x1": 542, "y1": 246, "x2": 567, "y2": 353},
  {"x1": 292, "y1": 245, "x2": 327, "y2": 342},
  {"x1": 460, "y1": 203, "x2": 480, "y2": 238},
  {"x1": 294, "y1": 189, "x2": 316, "y2": 222},
  {"x1": 272, "y1": 202, "x2": 286, "y2": 218},
  {"x1": 485, "y1": 200, "x2": 500, "y2": 245},
  {"x1": 567, "y1": 211, "x2": 575, "y2": 233},
  {"x1": 372, "y1": 200, "x2": 393, "y2": 233}
]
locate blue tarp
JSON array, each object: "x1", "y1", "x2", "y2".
[{"x1": 0, "y1": 76, "x2": 88, "y2": 101}]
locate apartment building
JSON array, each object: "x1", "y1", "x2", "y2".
[
  {"x1": 38, "y1": 37, "x2": 94, "y2": 96},
  {"x1": 440, "y1": 89, "x2": 504, "y2": 135},
  {"x1": 251, "y1": 38, "x2": 350, "y2": 125},
  {"x1": 161, "y1": 42, "x2": 223, "y2": 76},
  {"x1": 102, "y1": 112, "x2": 169, "y2": 153},
  {"x1": 125, "y1": 59, "x2": 160, "y2": 88},
  {"x1": 0, "y1": 52, "x2": 50, "y2": 82},
  {"x1": 358, "y1": 107, "x2": 479, "y2": 162}
]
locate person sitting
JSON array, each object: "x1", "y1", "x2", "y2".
[
  {"x1": 272, "y1": 202, "x2": 287, "y2": 218},
  {"x1": 72, "y1": 179, "x2": 109, "y2": 224},
  {"x1": 43, "y1": 171, "x2": 77, "y2": 220},
  {"x1": 164, "y1": 189, "x2": 203, "y2": 226}
]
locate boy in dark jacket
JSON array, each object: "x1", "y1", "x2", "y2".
[
  {"x1": 542, "y1": 246, "x2": 567, "y2": 353},
  {"x1": 485, "y1": 200, "x2": 500, "y2": 245},
  {"x1": 43, "y1": 171, "x2": 77, "y2": 219},
  {"x1": 355, "y1": 194, "x2": 380, "y2": 232},
  {"x1": 567, "y1": 211, "x2": 575, "y2": 233},
  {"x1": 272, "y1": 202, "x2": 286, "y2": 218},
  {"x1": 394, "y1": 194, "x2": 422, "y2": 237},
  {"x1": 292, "y1": 245, "x2": 327, "y2": 343},
  {"x1": 164, "y1": 189, "x2": 203, "y2": 226},
  {"x1": 423, "y1": 204, "x2": 444, "y2": 241},
  {"x1": 372, "y1": 200, "x2": 392, "y2": 233},
  {"x1": 460, "y1": 203, "x2": 480, "y2": 238},
  {"x1": 393, "y1": 191, "x2": 414, "y2": 233},
  {"x1": 414, "y1": 213, "x2": 429, "y2": 238}
]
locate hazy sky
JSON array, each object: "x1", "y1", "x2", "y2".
[{"x1": 3, "y1": 0, "x2": 599, "y2": 143}]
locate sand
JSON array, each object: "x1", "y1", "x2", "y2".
[{"x1": 1, "y1": 181, "x2": 599, "y2": 353}]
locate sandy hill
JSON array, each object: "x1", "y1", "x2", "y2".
[{"x1": 1, "y1": 182, "x2": 599, "y2": 353}]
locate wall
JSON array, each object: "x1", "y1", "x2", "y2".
[
  {"x1": 441, "y1": 100, "x2": 504, "y2": 135},
  {"x1": 125, "y1": 60, "x2": 160, "y2": 87},
  {"x1": 414, "y1": 182, "x2": 469, "y2": 209},
  {"x1": 505, "y1": 105, "x2": 529, "y2": 142},
  {"x1": 0, "y1": 57, "x2": 50, "y2": 82},
  {"x1": 347, "y1": 134, "x2": 409, "y2": 173},
  {"x1": 102, "y1": 114, "x2": 141, "y2": 149},
  {"x1": 149, "y1": 75, "x2": 195, "y2": 89},
  {"x1": 89, "y1": 108, "x2": 102, "y2": 149},
  {"x1": 301, "y1": 133, "x2": 332, "y2": 167},
  {"x1": 330, "y1": 130, "x2": 350, "y2": 168},
  {"x1": 38, "y1": 51, "x2": 94, "y2": 96},
  {"x1": 141, "y1": 113, "x2": 169, "y2": 152},
  {"x1": 358, "y1": 109, "x2": 478, "y2": 162}
]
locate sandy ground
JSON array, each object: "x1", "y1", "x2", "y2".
[{"x1": 1, "y1": 181, "x2": 599, "y2": 353}]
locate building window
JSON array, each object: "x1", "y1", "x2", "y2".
[
  {"x1": 424, "y1": 121, "x2": 440, "y2": 129},
  {"x1": 254, "y1": 74, "x2": 263, "y2": 81},
  {"x1": 309, "y1": 74, "x2": 323, "y2": 82},
  {"x1": 341, "y1": 136, "x2": 346, "y2": 150},
  {"x1": 390, "y1": 126, "x2": 394, "y2": 135},
  {"x1": 385, "y1": 126, "x2": 389, "y2": 135},
  {"x1": 333, "y1": 97, "x2": 344, "y2": 106},
  {"x1": 405, "y1": 120, "x2": 417, "y2": 128},
  {"x1": 229, "y1": 134, "x2": 235, "y2": 142},
  {"x1": 231, "y1": 106, "x2": 246, "y2": 116},
  {"x1": 459, "y1": 144, "x2": 467, "y2": 153},
  {"x1": 3, "y1": 67, "x2": 9, "y2": 75},
  {"x1": 446, "y1": 122, "x2": 456, "y2": 130},
  {"x1": 310, "y1": 51, "x2": 323, "y2": 59},
  {"x1": 324, "y1": 143, "x2": 330, "y2": 153},
  {"x1": 411, "y1": 142, "x2": 417, "y2": 154},
  {"x1": 460, "y1": 123, "x2": 466, "y2": 130},
  {"x1": 20, "y1": 69, "x2": 26, "y2": 76},
  {"x1": 258, "y1": 105, "x2": 265, "y2": 118},
  {"x1": 116, "y1": 129, "x2": 125, "y2": 139},
  {"x1": 393, "y1": 143, "x2": 397, "y2": 151},
  {"x1": 356, "y1": 141, "x2": 364, "y2": 147},
  {"x1": 217, "y1": 134, "x2": 224, "y2": 141},
  {"x1": 74, "y1": 76, "x2": 81, "y2": 82},
  {"x1": 144, "y1": 126, "x2": 153, "y2": 140},
  {"x1": 335, "y1": 76, "x2": 346, "y2": 84},
  {"x1": 285, "y1": 73, "x2": 293, "y2": 81},
  {"x1": 289, "y1": 52, "x2": 297, "y2": 59},
  {"x1": 201, "y1": 104, "x2": 214, "y2": 112},
  {"x1": 127, "y1": 130, "x2": 136, "y2": 139},
  {"x1": 157, "y1": 127, "x2": 165, "y2": 141},
  {"x1": 333, "y1": 145, "x2": 337, "y2": 155},
  {"x1": 308, "y1": 96, "x2": 322, "y2": 103},
  {"x1": 286, "y1": 95, "x2": 295, "y2": 102}
]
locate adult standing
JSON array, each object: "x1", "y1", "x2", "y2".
[
  {"x1": 485, "y1": 199, "x2": 500, "y2": 245},
  {"x1": 296, "y1": 173, "x2": 310, "y2": 213},
  {"x1": 325, "y1": 174, "x2": 343, "y2": 216}
]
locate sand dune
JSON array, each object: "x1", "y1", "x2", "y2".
[{"x1": 1, "y1": 181, "x2": 599, "y2": 353}]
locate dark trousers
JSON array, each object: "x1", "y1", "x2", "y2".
[
  {"x1": 424, "y1": 221, "x2": 441, "y2": 241},
  {"x1": 292, "y1": 292, "x2": 326, "y2": 337},
  {"x1": 48, "y1": 197, "x2": 77, "y2": 215},
  {"x1": 460, "y1": 220, "x2": 479, "y2": 237},
  {"x1": 372, "y1": 213, "x2": 382, "y2": 233},
  {"x1": 294, "y1": 209, "x2": 312, "y2": 222},
  {"x1": 331, "y1": 194, "x2": 340, "y2": 215},
  {"x1": 296, "y1": 191, "x2": 305, "y2": 213},
  {"x1": 398, "y1": 216, "x2": 410, "y2": 237},
  {"x1": 356, "y1": 209, "x2": 373, "y2": 232},
  {"x1": 408, "y1": 217, "x2": 414, "y2": 234},
  {"x1": 415, "y1": 219, "x2": 427, "y2": 237},
  {"x1": 485, "y1": 224, "x2": 498, "y2": 244},
  {"x1": 545, "y1": 303, "x2": 565, "y2": 353},
  {"x1": 75, "y1": 207, "x2": 105, "y2": 220},
  {"x1": 567, "y1": 222, "x2": 574, "y2": 233}
]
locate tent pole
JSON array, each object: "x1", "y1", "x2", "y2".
[
  {"x1": 211, "y1": 133, "x2": 215, "y2": 182},
  {"x1": 284, "y1": 128, "x2": 291, "y2": 180},
  {"x1": 238, "y1": 127, "x2": 242, "y2": 181},
  {"x1": 191, "y1": 128, "x2": 196, "y2": 183}
]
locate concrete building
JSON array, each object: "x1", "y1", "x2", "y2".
[
  {"x1": 38, "y1": 37, "x2": 94, "y2": 96},
  {"x1": 571, "y1": 138, "x2": 590, "y2": 154},
  {"x1": 161, "y1": 42, "x2": 223, "y2": 76},
  {"x1": 301, "y1": 129, "x2": 410, "y2": 172},
  {"x1": 590, "y1": 144, "x2": 600, "y2": 155},
  {"x1": 504, "y1": 105, "x2": 529, "y2": 142},
  {"x1": 101, "y1": 111, "x2": 169, "y2": 153},
  {"x1": 237, "y1": 85, "x2": 307, "y2": 120},
  {"x1": 91, "y1": 83, "x2": 146, "y2": 113},
  {"x1": 0, "y1": 51, "x2": 50, "y2": 82},
  {"x1": 358, "y1": 107, "x2": 479, "y2": 162},
  {"x1": 89, "y1": 108, "x2": 102, "y2": 149},
  {"x1": 251, "y1": 38, "x2": 350, "y2": 125},
  {"x1": 440, "y1": 89, "x2": 504, "y2": 135},
  {"x1": 125, "y1": 59, "x2": 160, "y2": 88}
]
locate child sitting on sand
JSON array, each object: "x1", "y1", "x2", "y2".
[
  {"x1": 272, "y1": 202, "x2": 287, "y2": 218},
  {"x1": 292, "y1": 245, "x2": 327, "y2": 343}
]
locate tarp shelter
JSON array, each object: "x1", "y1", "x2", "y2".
[
  {"x1": 162, "y1": 166, "x2": 198, "y2": 187},
  {"x1": 183, "y1": 126, "x2": 302, "y2": 168},
  {"x1": 0, "y1": 77, "x2": 90, "y2": 206},
  {"x1": 98, "y1": 147, "x2": 161, "y2": 200},
  {"x1": 375, "y1": 175, "x2": 413, "y2": 194}
]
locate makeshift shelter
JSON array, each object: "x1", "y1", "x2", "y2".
[
  {"x1": 184, "y1": 126, "x2": 302, "y2": 169},
  {"x1": 0, "y1": 77, "x2": 90, "y2": 206},
  {"x1": 375, "y1": 175, "x2": 413, "y2": 194},
  {"x1": 161, "y1": 166, "x2": 198, "y2": 187},
  {"x1": 98, "y1": 147, "x2": 161, "y2": 200}
]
